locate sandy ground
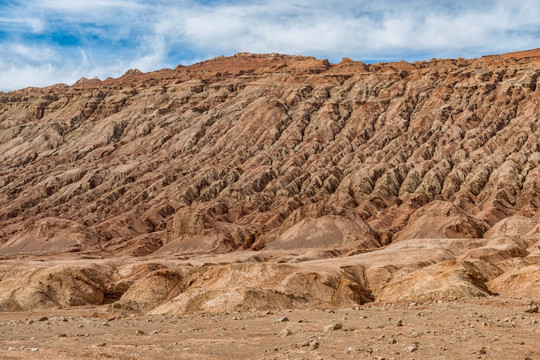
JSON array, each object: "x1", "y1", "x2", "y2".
[{"x1": 0, "y1": 297, "x2": 537, "y2": 360}]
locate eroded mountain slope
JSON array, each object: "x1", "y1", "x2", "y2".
[{"x1": 1, "y1": 52, "x2": 540, "y2": 313}]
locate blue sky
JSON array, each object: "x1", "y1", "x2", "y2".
[{"x1": 1, "y1": 0, "x2": 540, "y2": 91}]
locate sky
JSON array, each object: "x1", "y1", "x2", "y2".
[{"x1": 1, "y1": 0, "x2": 540, "y2": 91}]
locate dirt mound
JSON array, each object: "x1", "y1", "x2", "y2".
[
  {"x1": 0, "y1": 217, "x2": 102, "y2": 255},
  {"x1": 159, "y1": 206, "x2": 253, "y2": 254},
  {"x1": 458, "y1": 236, "x2": 531, "y2": 263},
  {"x1": 484, "y1": 216, "x2": 539, "y2": 238},
  {"x1": 265, "y1": 215, "x2": 379, "y2": 250},
  {"x1": 487, "y1": 265, "x2": 540, "y2": 299},
  {"x1": 377, "y1": 261, "x2": 491, "y2": 302},
  {"x1": 0, "y1": 263, "x2": 110, "y2": 310},
  {"x1": 393, "y1": 201, "x2": 488, "y2": 241},
  {"x1": 151, "y1": 263, "x2": 369, "y2": 314},
  {"x1": 117, "y1": 268, "x2": 185, "y2": 311}
]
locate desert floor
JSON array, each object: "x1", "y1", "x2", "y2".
[{"x1": 0, "y1": 297, "x2": 537, "y2": 360}]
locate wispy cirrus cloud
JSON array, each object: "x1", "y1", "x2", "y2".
[
  {"x1": 0, "y1": 16, "x2": 45, "y2": 33},
  {"x1": 37, "y1": 0, "x2": 147, "y2": 12},
  {"x1": 1, "y1": 0, "x2": 540, "y2": 91}
]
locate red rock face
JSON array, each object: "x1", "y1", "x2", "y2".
[
  {"x1": 4, "y1": 52, "x2": 540, "y2": 317},
  {"x1": 1, "y1": 52, "x2": 540, "y2": 258}
]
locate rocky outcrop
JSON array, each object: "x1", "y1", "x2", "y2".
[
  {"x1": 150, "y1": 263, "x2": 370, "y2": 314},
  {"x1": 1, "y1": 51, "x2": 540, "y2": 312},
  {"x1": 0, "y1": 263, "x2": 110, "y2": 311},
  {"x1": 3, "y1": 52, "x2": 540, "y2": 256}
]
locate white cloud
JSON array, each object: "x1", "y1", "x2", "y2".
[
  {"x1": 2, "y1": 0, "x2": 540, "y2": 91},
  {"x1": 147, "y1": 0, "x2": 540, "y2": 61},
  {"x1": 0, "y1": 59, "x2": 131, "y2": 92},
  {"x1": 37, "y1": 0, "x2": 147, "y2": 12},
  {"x1": 0, "y1": 63, "x2": 68, "y2": 91},
  {"x1": 0, "y1": 16, "x2": 45, "y2": 33},
  {"x1": 9, "y1": 44, "x2": 57, "y2": 62}
]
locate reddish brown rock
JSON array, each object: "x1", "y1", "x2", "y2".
[{"x1": 1, "y1": 50, "x2": 540, "y2": 313}]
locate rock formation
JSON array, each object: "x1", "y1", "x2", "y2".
[{"x1": 1, "y1": 51, "x2": 540, "y2": 313}]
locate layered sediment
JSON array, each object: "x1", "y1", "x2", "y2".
[{"x1": 1, "y1": 51, "x2": 540, "y2": 313}]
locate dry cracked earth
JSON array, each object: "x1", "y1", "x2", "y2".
[{"x1": 1, "y1": 48, "x2": 540, "y2": 359}]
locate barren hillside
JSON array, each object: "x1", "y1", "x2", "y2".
[{"x1": 0, "y1": 51, "x2": 540, "y2": 318}]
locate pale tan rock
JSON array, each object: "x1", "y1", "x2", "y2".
[
  {"x1": 0, "y1": 217, "x2": 101, "y2": 255},
  {"x1": 487, "y1": 265, "x2": 540, "y2": 299}
]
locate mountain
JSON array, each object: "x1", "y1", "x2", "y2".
[{"x1": 0, "y1": 51, "x2": 540, "y2": 313}]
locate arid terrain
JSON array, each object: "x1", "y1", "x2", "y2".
[
  {"x1": 1, "y1": 50, "x2": 540, "y2": 358},
  {"x1": 0, "y1": 297, "x2": 538, "y2": 359}
]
